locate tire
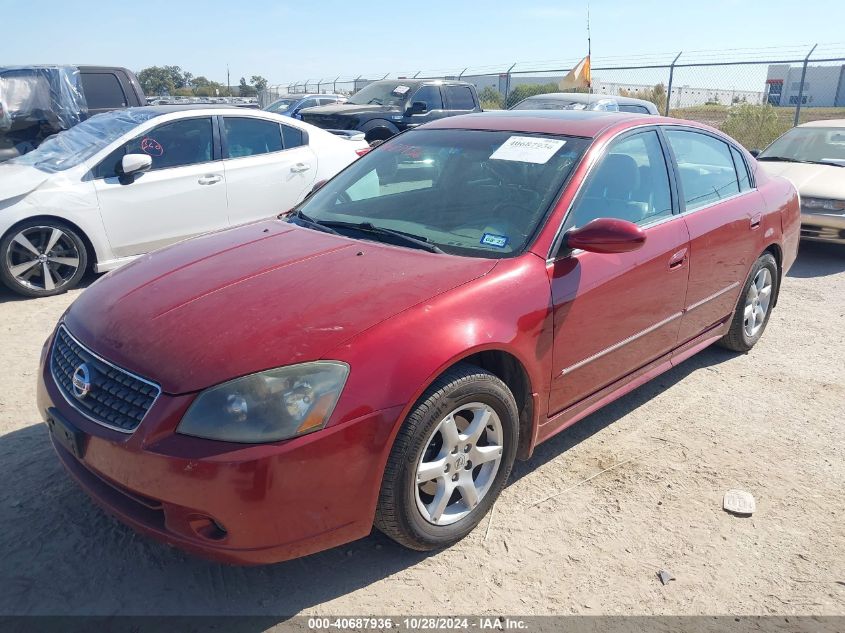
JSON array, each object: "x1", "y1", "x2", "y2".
[
  {"x1": 365, "y1": 129, "x2": 393, "y2": 147},
  {"x1": 718, "y1": 252, "x2": 778, "y2": 352},
  {"x1": 0, "y1": 219, "x2": 88, "y2": 298},
  {"x1": 375, "y1": 363, "x2": 519, "y2": 551}
]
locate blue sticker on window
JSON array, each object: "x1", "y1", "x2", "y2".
[{"x1": 480, "y1": 233, "x2": 509, "y2": 248}]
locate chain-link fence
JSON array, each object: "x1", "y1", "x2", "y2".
[{"x1": 262, "y1": 45, "x2": 845, "y2": 148}]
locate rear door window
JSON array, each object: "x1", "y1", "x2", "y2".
[
  {"x1": 80, "y1": 73, "x2": 127, "y2": 109},
  {"x1": 224, "y1": 117, "x2": 283, "y2": 157},
  {"x1": 665, "y1": 130, "x2": 740, "y2": 211}
]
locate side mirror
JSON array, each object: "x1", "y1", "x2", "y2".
[
  {"x1": 310, "y1": 179, "x2": 328, "y2": 194},
  {"x1": 561, "y1": 218, "x2": 646, "y2": 255},
  {"x1": 407, "y1": 101, "x2": 428, "y2": 115},
  {"x1": 749, "y1": 149, "x2": 761, "y2": 158},
  {"x1": 118, "y1": 153, "x2": 152, "y2": 181}
]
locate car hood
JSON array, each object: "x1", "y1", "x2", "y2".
[
  {"x1": 758, "y1": 161, "x2": 845, "y2": 199},
  {"x1": 300, "y1": 103, "x2": 399, "y2": 117},
  {"x1": 65, "y1": 220, "x2": 496, "y2": 394},
  {"x1": 0, "y1": 163, "x2": 51, "y2": 202}
]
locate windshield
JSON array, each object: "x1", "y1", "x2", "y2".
[
  {"x1": 347, "y1": 81, "x2": 415, "y2": 107},
  {"x1": 266, "y1": 98, "x2": 297, "y2": 113},
  {"x1": 9, "y1": 108, "x2": 157, "y2": 172},
  {"x1": 759, "y1": 126, "x2": 845, "y2": 165},
  {"x1": 513, "y1": 98, "x2": 619, "y2": 112},
  {"x1": 294, "y1": 129, "x2": 589, "y2": 257}
]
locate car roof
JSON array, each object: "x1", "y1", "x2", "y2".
[
  {"x1": 133, "y1": 104, "x2": 240, "y2": 115},
  {"x1": 521, "y1": 92, "x2": 656, "y2": 108},
  {"x1": 366, "y1": 78, "x2": 469, "y2": 87},
  {"x1": 423, "y1": 110, "x2": 664, "y2": 138},
  {"x1": 275, "y1": 94, "x2": 345, "y2": 99},
  {"x1": 798, "y1": 119, "x2": 845, "y2": 128}
]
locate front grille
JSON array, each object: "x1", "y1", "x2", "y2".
[{"x1": 50, "y1": 325, "x2": 160, "y2": 433}]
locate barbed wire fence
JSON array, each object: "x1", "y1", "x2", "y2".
[{"x1": 261, "y1": 43, "x2": 845, "y2": 148}]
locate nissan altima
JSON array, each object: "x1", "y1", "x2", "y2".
[{"x1": 38, "y1": 110, "x2": 799, "y2": 564}]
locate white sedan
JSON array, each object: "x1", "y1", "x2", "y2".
[{"x1": 0, "y1": 105, "x2": 369, "y2": 296}]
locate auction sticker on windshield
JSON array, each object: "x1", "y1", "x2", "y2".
[
  {"x1": 490, "y1": 136, "x2": 566, "y2": 164},
  {"x1": 392, "y1": 85, "x2": 410, "y2": 95},
  {"x1": 480, "y1": 233, "x2": 509, "y2": 248}
]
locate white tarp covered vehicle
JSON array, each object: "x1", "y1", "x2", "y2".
[{"x1": 0, "y1": 65, "x2": 88, "y2": 162}]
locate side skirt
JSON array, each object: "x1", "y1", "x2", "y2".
[{"x1": 531, "y1": 320, "x2": 729, "y2": 450}]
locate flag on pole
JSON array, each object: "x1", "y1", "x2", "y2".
[{"x1": 559, "y1": 56, "x2": 591, "y2": 90}]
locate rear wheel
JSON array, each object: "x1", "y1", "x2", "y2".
[
  {"x1": 0, "y1": 220, "x2": 88, "y2": 297},
  {"x1": 375, "y1": 364, "x2": 518, "y2": 551},
  {"x1": 718, "y1": 252, "x2": 778, "y2": 352}
]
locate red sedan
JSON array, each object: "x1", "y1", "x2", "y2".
[{"x1": 38, "y1": 111, "x2": 800, "y2": 564}]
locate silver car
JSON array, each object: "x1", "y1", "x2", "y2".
[{"x1": 509, "y1": 92, "x2": 660, "y2": 115}]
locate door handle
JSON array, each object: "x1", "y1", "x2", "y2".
[
  {"x1": 290, "y1": 162, "x2": 311, "y2": 173},
  {"x1": 197, "y1": 175, "x2": 222, "y2": 185},
  {"x1": 750, "y1": 213, "x2": 762, "y2": 229},
  {"x1": 669, "y1": 248, "x2": 688, "y2": 270}
]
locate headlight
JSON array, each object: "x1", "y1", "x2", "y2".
[
  {"x1": 177, "y1": 362, "x2": 349, "y2": 443},
  {"x1": 802, "y1": 197, "x2": 845, "y2": 213}
]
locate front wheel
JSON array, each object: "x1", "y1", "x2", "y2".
[
  {"x1": 0, "y1": 220, "x2": 88, "y2": 298},
  {"x1": 718, "y1": 252, "x2": 778, "y2": 352},
  {"x1": 375, "y1": 364, "x2": 518, "y2": 551}
]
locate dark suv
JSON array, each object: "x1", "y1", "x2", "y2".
[
  {"x1": 0, "y1": 65, "x2": 145, "y2": 162},
  {"x1": 299, "y1": 79, "x2": 481, "y2": 144}
]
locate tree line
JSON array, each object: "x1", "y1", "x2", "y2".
[{"x1": 137, "y1": 66, "x2": 269, "y2": 97}]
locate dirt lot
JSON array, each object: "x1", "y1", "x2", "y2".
[{"x1": 0, "y1": 242, "x2": 843, "y2": 619}]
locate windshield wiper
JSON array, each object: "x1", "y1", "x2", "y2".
[
  {"x1": 757, "y1": 156, "x2": 845, "y2": 167},
  {"x1": 286, "y1": 210, "x2": 341, "y2": 235},
  {"x1": 318, "y1": 220, "x2": 444, "y2": 253},
  {"x1": 757, "y1": 156, "x2": 815, "y2": 164}
]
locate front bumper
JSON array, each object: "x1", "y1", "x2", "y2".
[
  {"x1": 38, "y1": 351, "x2": 402, "y2": 565},
  {"x1": 801, "y1": 211, "x2": 845, "y2": 244}
]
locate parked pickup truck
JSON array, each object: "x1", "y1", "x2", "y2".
[
  {"x1": 0, "y1": 65, "x2": 145, "y2": 162},
  {"x1": 299, "y1": 79, "x2": 481, "y2": 145}
]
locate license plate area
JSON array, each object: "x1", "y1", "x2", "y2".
[{"x1": 46, "y1": 408, "x2": 87, "y2": 459}]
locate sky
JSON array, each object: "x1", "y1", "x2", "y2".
[{"x1": 2, "y1": 0, "x2": 844, "y2": 87}]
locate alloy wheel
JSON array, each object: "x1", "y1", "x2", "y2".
[
  {"x1": 743, "y1": 267, "x2": 772, "y2": 338},
  {"x1": 5, "y1": 226, "x2": 81, "y2": 293},
  {"x1": 414, "y1": 402, "x2": 504, "y2": 526}
]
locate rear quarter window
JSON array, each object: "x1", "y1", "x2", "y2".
[
  {"x1": 618, "y1": 104, "x2": 650, "y2": 114},
  {"x1": 282, "y1": 124, "x2": 305, "y2": 149},
  {"x1": 80, "y1": 73, "x2": 127, "y2": 109}
]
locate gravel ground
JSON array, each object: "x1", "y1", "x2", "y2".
[{"x1": 0, "y1": 241, "x2": 842, "y2": 619}]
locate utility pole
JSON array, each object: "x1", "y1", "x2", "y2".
[
  {"x1": 587, "y1": 0, "x2": 592, "y2": 93},
  {"x1": 794, "y1": 43, "x2": 817, "y2": 127},
  {"x1": 227, "y1": 66, "x2": 231, "y2": 97},
  {"x1": 665, "y1": 51, "x2": 682, "y2": 116}
]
